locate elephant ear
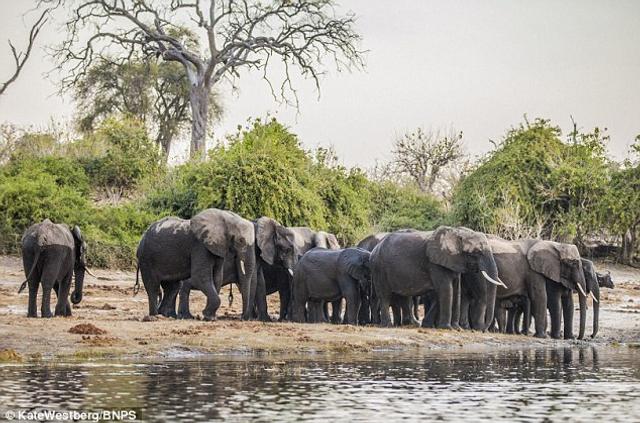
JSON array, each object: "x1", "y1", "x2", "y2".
[
  {"x1": 580, "y1": 259, "x2": 598, "y2": 294},
  {"x1": 190, "y1": 209, "x2": 229, "y2": 258},
  {"x1": 527, "y1": 242, "x2": 561, "y2": 282},
  {"x1": 343, "y1": 249, "x2": 368, "y2": 281},
  {"x1": 313, "y1": 232, "x2": 329, "y2": 248},
  {"x1": 425, "y1": 226, "x2": 466, "y2": 273},
  {"x1": 256, "y1": 217, "x2": 277, "y2": 265}
]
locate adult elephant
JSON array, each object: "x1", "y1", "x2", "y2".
[
  {"x1": 371, "y1": 226, "x2": 503, "y2": 328},
  {"x1": 466, "y1": 237, "x2": 589, "y2": 339},
  {"x1": 291, "y1": 247, "x2": 371, "y2": 325},
  {"x1": 262, "y1": 227, "x2": 340, "y2": 321},
  {"x1": 19, "y1": 219, "x2": 87, "y2": 317},
  {"x1": 136, "y1": 209, "x2": 256, "y2": 321},
  {"x1": 580, "y1": 258, "x2": 613, "y2": 339}
]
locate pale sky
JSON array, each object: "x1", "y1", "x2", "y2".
[{"x1": 1, "y1": 0, "x2": 639, "y2": 167}]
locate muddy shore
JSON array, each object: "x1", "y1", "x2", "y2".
[{"x1": 1, "y1": 255, "x2": 639, "y2": 361}]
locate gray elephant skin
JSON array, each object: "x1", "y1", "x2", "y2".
[
  {"x1": 371, "y1": 226, "x2": 502, "y2": 328},
  {"x1": 136, "y1": 208, "x2": 256, "y2": 321},
  {"x1": 261, "y1": 227, "x2": 340, "y2": 321},
  {"x1": 20, "y1": 219, "x2": 87, "y2": 317},
  {"x1": 291, "y1": 247, "x2": 371, "y2": 324},
  {"x1": 464, "y1": 237, "x2": 588, "y2": 339}
]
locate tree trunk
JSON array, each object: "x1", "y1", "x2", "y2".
[{"x1": 189, "y1": 81, "x2": 209, "y2": 159}]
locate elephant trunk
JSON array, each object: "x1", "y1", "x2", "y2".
[
  {"x1": 591, "y1": 282, "x2": 600, "y2": 338},
  {"x1": 483, "y1": 281, "x2": 497, "y2": 331},
  {"x1": 71, "y1": 265, "x2": 85, "y2": 304},
  {"x1": 238, "y1": 250, "x2": 256, "y2": 320},
  {"x1": 577, "y1": 287, "x2": 587, "y2": 340}
]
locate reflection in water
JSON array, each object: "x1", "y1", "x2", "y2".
[{"x1": 1, "y1": 347, "x2": 639, "y2": 422}]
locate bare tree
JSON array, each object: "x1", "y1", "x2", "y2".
[
  {"x1": 41, "y1": 0, "x2": 364, "y2": 158},
  {"x1": 390, "y1": 126, "x2": 465, "y2": 196},
  {"x1": 0, "y1": 9, "x2": 49, "y2": 96}
]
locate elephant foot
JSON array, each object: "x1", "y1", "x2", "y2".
[
  {"x1": 27, "y1": 312, "x2": 37, "y2": 318},
  {"x1": 534, "y1": 332, "x2": 547, "y2": 339},
  {"x1": 41, "y1": 310, "x2": 53, "y2": 318},
  {"x1": 550, "y1": 333, "x2": 563, "y2": 340},
  {"x1": 178, "y1": 312, "x2": 194, "y2": 320},
  {"x1": 564, "y1": 335, "x2": 576, "y2": 340},
  {"x1": 436, "y1": 324, "x2": 453, "y2": 330},
  {"x1": 451, "y1": 324, "x2": 462, "y2": 331},
  {"x1": 202, "y1": 314, "x2": 217, "y2": 322},
  {"x1": 258, "y1": 314, "x2": 272, "y2": 323}
]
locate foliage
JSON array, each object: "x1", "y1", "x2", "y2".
[{"x1": 452, "y1": 118, "x2": 612, "y2": 243}]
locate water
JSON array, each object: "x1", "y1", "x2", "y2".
[{"x1": 1, "y1": 347, "x2": 639, "y2": 422}]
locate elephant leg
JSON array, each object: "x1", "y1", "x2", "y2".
[
  {"x1": 141, "y1": 267, "x2": 160, "y2": 317},
  {"x1": 529, "y1": 276, "x2": 548, "y2": 338},
  {"x1": 290, "y1": 293, "x2": 306, "y2": 323},
  {"x1": 322, "y1": 302, "x2": 330, "y2": 322},
  {"x1": 377, "y1": 289, "x2": 393, "y2": 327},
  {"x1": 496, "y1": 305, "x2": 506, "y2": 333},
  {"x1": 27, "y1": 277, "x2": 39, "y2": 318},
  {"x1": 400, "y1": 297, "x2": 419, "y2": 326},
  {"x1": 522, "y1": 298, "x2": 532, "y2": 336},
  {"x1": 435, "y1": 281, "x2": 453, "y2": 330},
  {"x1": 391, "y1": 299, "x2": 402, "y2": 326},
  {"x1": 278, "y1": 285, "x2": 291, "y2": 322},
  {"x1": 40, "y1": 283, "x2": 53, "y2": 318},
  {"x1": 546, "y1": 281, "x2": 562, "y2": 339},
  {"x1": 177, "y1": 280, "x2": 195, "y2": 319},
  {"x1": 358, "y1": 293, "x2": 371, "y2": 325},
  {"x1": 158, "y1": 280, "x2": 179, "y2": 318},
  {"x1": 562, "y1": 291, "x2": 575, "y2": 339},
  {"x1": 309, "y1": 300, "x2": 325, "y2": 323},
  {"x1": 255, "y1": 267, "x2": 271, "y2": 322},
  {"x1": 451, "y1": 276, "x2": 461, "y2": 330},
  {"x1": 506, "y1": 308, "x2": 516, "y2": 334},
  {"x1": 331, "y1": 299, "x2": 343, "y2": 324},
  {"x1": 190, "y1": 246, "x2": 222, "y2": 321},
  {"x1": 422, "y1": 296, "x2": 438, "y2": 328},
  {"x1": 343, "y1": 285, "x2": 360, "y2": 325},
  {"x1": 54, "y1": 272, "x2": 73, "y2": 317},
  {"x1": 459, "y1": 292, "x2": 470, "y2": 330},
  {"x1": 412, "y1": 296, "x2": 420, "y2": 322}
]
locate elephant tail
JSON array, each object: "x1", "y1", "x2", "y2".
[
  {"x1": 228, "y1": 284, "x2": 234, "y2": 306},
  {"x1": 18, "y1": 248, "x2": 41, "y2": 294},
  {"x1": 133, "y1": 262, "x2": 141, "y2": 296}
]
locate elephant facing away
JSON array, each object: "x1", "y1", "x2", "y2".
[
  {"x1": 20, "y1": 219, "x2": 87, "y2": 317},
  {"x1": 136, "y1": 208, "x2": 256, "y2": 321},
  {"x1": 291, "y1": 247, "x2": 371, "y2": 325},
  {"x1": 371, "y1": 226, "x2": 503, "y2": 329}
]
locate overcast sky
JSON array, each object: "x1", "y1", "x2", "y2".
[{"x1": 1, "y1": 1, "x2": 639, "y2": 167}]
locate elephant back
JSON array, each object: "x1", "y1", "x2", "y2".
[
  {"x1": 22, "y1": 219, "x2": 74, "y2": 249},
  {"x1": 191, "y1": 208, "x2": 255, "y2": 257}
]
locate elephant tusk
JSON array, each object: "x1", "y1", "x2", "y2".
[
  {"x1": 481, "y1": 271, "x2": 502, "y2": 287},
  {"x1": 288, "y1": 268, "x2": 294, "y2": 276},
  {"x1": 576, "y1": 283, "x2": 587, "y2": 297},
  {"x1": 240, "y1": 260, "x2": 245, "y2": 275},
  {"x1": 497, "y1": 276, "x2": 509, "y2": 289},
  {"x1": 84, "y1": 267, "x2": 98, "y2": 278},
  {"x1": 590, "y1": 292, "x2": 599, "y2": 303}
]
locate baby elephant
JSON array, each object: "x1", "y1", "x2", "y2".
[{"x1": 291, "y1": 247, "x2": 371, "y2": 325}]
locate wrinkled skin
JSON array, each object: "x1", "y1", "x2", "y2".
[
  {"x1": 20, "y1": 219, "x2": 86, "y2": 318},
  {"x1": 465, "y1": 237, "x2": 587, "y2": 339},
  {"x1": 371, "y1": 226, "x2": 500, "y2": 329},
  {"x1": 262, "y1": 227, "x2": 340, "y2": 321},
  {"x1": 136, "y1": 209, "x2": 256, "y2": 321},
  {"x1": 291, "y1": 248, "x2": 371, "y2": 325}
]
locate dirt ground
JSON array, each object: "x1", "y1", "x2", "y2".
[{"x1": 1, "y1": 255, "x2": 639, "y2": 361}]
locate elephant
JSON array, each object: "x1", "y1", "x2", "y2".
[
  {"x1": 356, "y1": 233, "x2": 388, "y2": 324},
  {"x1": 492, "y1": 295, "x2": 531, "y2": 334},
  {"x1": 580, "y1": 258, "x2": 614, "y2": 339},
  {"x1": 251, "y1": 217, "x2": 298, "y2": 321},
  {"x1": 19, "y1": 219, "x2": 87, "y2": 318},
  {"x1": 370, "y1": 226, "x2": 504, "y2": 328},
  {"x1": 465, "y1": 237, "x2": 589, "y2": 339},
  {"x1": 136, "y1": 208, "x2": 256, "y2": 321},
  {"x1": 262, "y1": 227, "x2": 340, "y2": 321},
  {"x1": 291, "y1": 247, "x2": 371, "y2": 325}
]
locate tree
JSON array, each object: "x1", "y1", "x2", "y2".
[
  {"x1": 390, "y1": 126, "x2": 465, "y2": 196},
  {"x1": 0, "y1": 9, "x2": 49, "y2": 96},
  {"x1": 42, "y1": 0, "x2": 364, "y2": 158},
  {"x1": 74, "y1": 57, "x2": 222, "y2": 158}
]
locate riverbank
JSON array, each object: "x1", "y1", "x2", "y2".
[{"x1": 1, "y1": 255, "x2": 639, "y2": 361}]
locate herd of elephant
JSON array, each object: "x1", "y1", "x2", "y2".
[{"x1": 19, "y1": 208, "x2": 615, "y2": 340}]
